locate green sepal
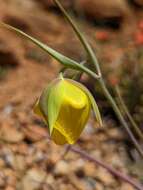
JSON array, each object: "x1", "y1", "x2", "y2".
[
  {"x1": 47, "y1": 80, "x2": 65, "y2": 134},
  {"x1": 37, "y1": 79, "x2": 58, "y2": 133},
  {"x1": 33, "y1": 77, "x2": 65, "y2": 134}
]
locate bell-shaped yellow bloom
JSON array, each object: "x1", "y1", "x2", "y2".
[
  {"x1": 51, "y1": 80, "x2": 90, "y2": 144},
  {"x1": 34, "y1": 77, "x2": 102, "y2": 145}
]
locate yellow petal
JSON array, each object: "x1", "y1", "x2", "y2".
[
  {"x1": 33, "y1": 99, "x2": 48, "y2": 124},
  {"x1": 33, "y1": 99, "x2": 43, "y2": 118},
  {"x1": 66, "y1": 79, "x2": 102, "y2": 126},
  {"x1": 51, "y1": 128, "x2": 67, "y2": 145},
  {"x1": 51, "y1": 80, "x2": 91, "y2": 144}
]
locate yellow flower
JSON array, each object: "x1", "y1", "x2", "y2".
[{"x1": 34, "y1": 77, "x2": 102, "y2": 145}]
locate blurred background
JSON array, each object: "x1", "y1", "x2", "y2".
[{"x1": 0, "y1": 0, "x2": 143, "y2": 189}]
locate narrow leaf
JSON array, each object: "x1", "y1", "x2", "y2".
[
  {"x1": 0, "y1": 22, "x2": 99, "y2": 79},
  {"x1": 53, "y1": 0, "x2": 101, "y2": 77}
]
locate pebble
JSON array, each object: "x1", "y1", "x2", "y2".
[
  {"x1": 0, "y1": 123, "x2": 24, "y2": 143},
  {"x1": 120, "y1": 183, "x2": 134, "y2": 190},
  {"x1": 19, "y1": 168, "x2": 47, "y2": 190},
  {"x1": 54, "y1": 160, "x2": 70, "y2": 175},
  {"x1": 95, "y1": 168, "x2": 115, "y2": 186},
  {"x1": 5, "y1": 186, "x2": 15, "y2": 190}
]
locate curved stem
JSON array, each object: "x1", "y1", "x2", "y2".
[
  {"x1": 71, "y1": 146, "x2": 143, "y2": 190},
  {"x1": 9, "y1": 126, "x2": 143, "y2": 190},
  {"x1": 53, "y1": 0, "x2": 143, "y2": 157},
  {"x1": 115, "y1": 85, "x2": 143, "y2": 141}
]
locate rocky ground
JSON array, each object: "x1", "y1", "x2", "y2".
[{"x1": 0, "y1": 0, "x2": 143, "y2": 190}]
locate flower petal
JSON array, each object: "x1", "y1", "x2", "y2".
[
  {"x1": 33, "y1": 99, "x2": 48, "y2": 124},
  {"x1": 52, "y1": 80, "x2": 91, "y2": 144},
  {"x1": 33, "y1": 99, "x2": 42, "y2": 117},
  {"x1": 51, "y1": 128, "x2": 67, "y2": 145},
  {"x1": 66, "y1": 79, "x2": 102, "y2": 126}
]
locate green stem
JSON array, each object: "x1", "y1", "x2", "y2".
[
  {"x1": 98, "y1": 78, "x2": 143, "y2": 157},
  {"x1": 53, "y1": 0, "x2": 101, "y2": 77},
  {"x1": 71, "y1": 66, "x2": 143, "y2": 156},
  {"x1": 53, "y1": 0, "x2": 143, "y2": 157},
  {"x1": 115, "y1": 85, "x2": 143, "y2": 141}
]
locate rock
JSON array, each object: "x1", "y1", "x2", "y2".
[
  {"x1": 3, "y1": 15, "x2": 30, "y2": 31},
  {"x1": 0, "y1": 123, "x2": 24, "y2": 143},
  {"x1": 135, "y1": 31, "x2": 143, "y2": 45},
  {"x1": 36, "y1": 0, "x2": 131, "y2": 27},
  {"x1": 45, "y1": 174, "x2": 55, "y2": 185},
  {"x1": 134, "y1": 0, "x2": 143, "y2": 6},
  {"x1": 0, "y1": 42, "x2": 19, "y2": 67},
  {"x1": 32, "y1": 150, "x2": 45, "y2": 163},
  {"x1": 3, "y1": 168, "x2": 16, "y2": 186},
  {"x1": 106, "y1": 154, "x2": 124, "y2": 169},
  {"x1": 5, "y1": 186, "x2": 15, "y2": 190},
  {"x1": 58, "y1": 184, "x2": 74, "y2": 190},
  {"x1": 35, "y1": 0, "x2": 71, "y2": 9},
  {"x1": 107, "y1": 127, "x2": 124, "y2": 140},
  {"x1": 95, "y1": 182, "x2": 104, "y2": 190},
  {"x1": 76, "y1": 0, "x2": 131, "y2": 20},
  {"x1": 13, "y1": 143, "x2": 29, "y2": 155},
  {"x1": 0, "y1": 176, "x2": 5, "y2": 188},
  {"x1": 0, "y1": 158, "x2": 5, "y2": 168},
  {"x1": 120, "y1": 183, "x2": 134, "y2": 190},
  {"x1": 22, "y1": 124, "x2": 47, "y2": 142},
  {"x1": 139, "y1": 21, "x2": 143, "y2": 30},
  {"x1": 83, "y1": 162, "x2": 96, "y2": 177},
  {"x1": 70, "y1": 159, "x2": 85, "y2": 174},
  {"x1": 13, "y1": 155, "x2": 26, "y2": 171},
  {"x1": 54, "y1": 160, "x2": 70, "y2": 176},
  {"x1": 95, "y1": 167, "x2": 115, "y2": 186},
  {"x1": 18, "y1": 168, "x2": 46, "y2": 190},
  {"x1": 95, "y1": 31, "x2": 110, "y2": 41},
  {"x1": 35, "y1": 0, "x2": 55, "y2": 8},
  {"x1": 2, "y1": 147, "x2": 15, "y2": 167},
  {"x1": 2, "y1": 105, "x2": 14, "y2": 117},
  {"x1": 16, "y1": 112, "x2": 30, "y2": 124}
]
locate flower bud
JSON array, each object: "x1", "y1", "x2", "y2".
[{"x1": 34, "y1": 77, "x2": 102, "y2": 145}]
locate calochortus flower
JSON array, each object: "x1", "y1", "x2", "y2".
[{"x1": 34, "y1": 76, "x2": 102, "y2": 145}]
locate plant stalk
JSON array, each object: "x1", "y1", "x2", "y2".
[
  {"x1": 53, "y1": 0, "x2": 101, "y2": 77},
  {"x1": 115, "y1": 85, "x2": 143, "y2": 141},
  {"x1": 24, "y1": 130, "x2": 143, "y2": 190},
  {"x1": 71, "y1": 146, "x2": 143, "y2": 190},
  {"x1": 53, "y1": 0, "x2": 143, "y2": 157},
  {"x1": 98, "y1": 78, "x2": 143, "y2": 157}
]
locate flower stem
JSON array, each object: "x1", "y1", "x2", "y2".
[
  {"x1": 53, "y1": 0, "x2": 101, "y2": 77},
  {"x1": 21, "y1": 129, "x2": 143, "y2": 190},
  {"x1": 70, "y1": 146, "x2": 143, "y2": 190},
  {"x1": 98, "y1": 78, "x2": 143, "y2": 157},
  {"x1": 53, "y1": 0, "x2": 143, "y2": 157},
  {"x1": 115, "y1": 85, "x2": 143, "y2": 141}
]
